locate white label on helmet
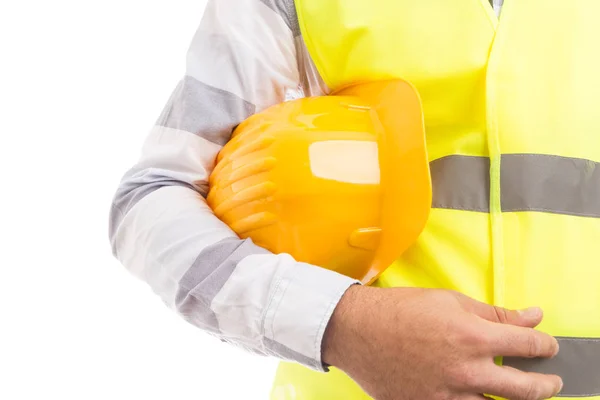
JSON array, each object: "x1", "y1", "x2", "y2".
[{"x1": 308, "y1": 140, "x2": 380, "y2": 184}]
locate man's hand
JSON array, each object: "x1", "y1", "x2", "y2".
[{"x1": 322, "y1": 286, "x2": 563, "y2": 400}]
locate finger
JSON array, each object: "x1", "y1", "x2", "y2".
[
  {"x1": 456, "y1": 294, "x2": 543, "y2": 328},
  {"x1": 485, "y1": 323, "x2": 559, "y2": 358},
  {"x1": 481, "y1": 365, "x2": 563, "y2": 400}
]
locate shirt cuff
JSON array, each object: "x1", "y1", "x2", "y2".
[{"x1": 262, "y1": 261, "x2": 360, "y2": 372}]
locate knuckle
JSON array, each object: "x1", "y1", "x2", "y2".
[
  {"x1": 431, "y1": 289, "x2": 456, "y2": 304},
  {"x1": 433, "y1": 392, "x2": 457, "y2": 400},
  {"x1": 493, "y1": 306, "x2": 510, "y2": 324},
  {"x1": 447, "y1": 363, "x2": 479, "y2": 389},
  {"x1": 455, "y1": 325, "x2": 489, "y2": 352},
  {"x1": 526, "y1": 334, "x2": 543, "y2": 357},
  {"x1": 472, "y1": 330, "x2": 491, "y2": 351},
  {"x1": 445, "y1": 289, "x2": 462, "y2": 299},
  {"x1": 522, "y1": 382, "x2": 542, "y2": 400}
]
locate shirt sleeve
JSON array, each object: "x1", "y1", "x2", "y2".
[{"x1": 108, "y1": 0, "x2": 358, "y2": 372}]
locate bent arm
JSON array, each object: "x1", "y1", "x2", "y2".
[{"x1": 108, "y1": 0, "x2": 357, "y2": 371}]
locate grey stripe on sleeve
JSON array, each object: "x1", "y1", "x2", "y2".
[
  {"x1": 175, "y1": 237, "x2": 323, "y2": 367},
  {"x1": 157, "y1": 76, "x2": 255, "y2": 146},
  {"x1": 174, "y1": 237, "x2": 270, "y2": 335},
  {"x1": 259, "y1": 0, "x2": 301, "y2": 37},
  {"x1": 108, "y1": 167, "x2": 197, "y2": 256},
  {"x1": 264, "y1": 338, "x2": 319, "y2": 367}
]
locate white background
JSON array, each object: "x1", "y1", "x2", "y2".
[{"x1": 1, "y1": 1, "x2": 278, "y2": 398}]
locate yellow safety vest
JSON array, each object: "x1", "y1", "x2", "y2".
[{"x1": 270, "y1": 1, "x2": 600, "y2": 399}]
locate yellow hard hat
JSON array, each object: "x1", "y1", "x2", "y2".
[{"x1": 207, "y1": 80, "x2": 431, "y2": 284}]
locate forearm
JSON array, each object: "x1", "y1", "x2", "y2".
[{"x1": 111, "y1": 179, "x2": 357, "y2": 369}]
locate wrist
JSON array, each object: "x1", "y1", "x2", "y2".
[{"x1": 321, "y1": 284, "x2": 367, "y2": 368}]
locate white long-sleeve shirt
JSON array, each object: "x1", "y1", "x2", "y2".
[
  {"x1": 109, "y1": 0, "x2": 505, "y2": 372},
  {"x1": 109, "y1": 0, "x2": 357, "y2": 372}
]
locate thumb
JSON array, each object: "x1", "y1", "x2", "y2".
[{"x1": 456, "y1": 293, "x2": 543, "y2": 327}]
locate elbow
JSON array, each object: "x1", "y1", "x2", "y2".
[
  {"x1": 108, "y1": 167, "x2": 199, "y2": 258},
  {"x1": 108, "y1": 200, "x2": 125, "y2": 258}
]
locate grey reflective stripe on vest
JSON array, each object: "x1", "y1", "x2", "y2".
[
  {"x1": 501, "y1": 154, "x2": 600, "y2": 217},
  {"x1": 430, "y1": 155, "x2": 600, "y2": 395},
  {"x1": 503, "y1": 337, "x2": 600, "y2": 397},
  {"x1": 430, "y1": 156, "x2": 490, "y2": 212},
  {"x1": 431, "y1": 154, "x2": 600, "y2": 217}
]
